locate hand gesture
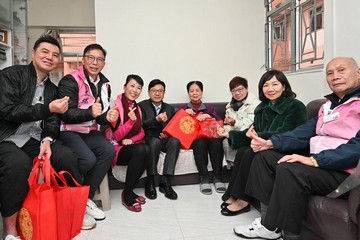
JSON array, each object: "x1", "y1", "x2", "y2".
[
  {"x1": 217, "y1": 126, "x2": 229, "y2": 138},
  {"x1": 49, "y1": 96, "x2": 69, "y2": 114},
  {"x1": 128, "y1": 107, "x2": 137, "y2": 121},
  {"x1": 246, "y1": 125, "x2": 258, "y2": 139},
  {"x1": 185, "y1": 108, "x2": 195, "y2": 115},
  {"x1": 106, "y1": 105, "x2": 119, "y2": 123},
  {"x1": 122, "y1": 139, "x2": 133, "y2": 145},
  {"x1": 224, "y1": 115, "x2": 234, "y2": 125},
  {"x1": 92, "y1": 97, "x2": 102, "y2": 118},
  {"x1": 156, "y1": 112, "x2": 168, "y2": 122},
  {"x1": 250, "y1": 135, "x2": 272, "y2": 152},
  {"x1": 159, "y1": 132, "x2": 168, "y2": 139},
  {"x1": 38, "y1": 141, "x2": 52, "y2": 159},
  {"x1": 196, "y1": 113, "x2": 210, "y2": 121}
]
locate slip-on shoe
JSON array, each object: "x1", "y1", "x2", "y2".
[
  {"x1": 121, "y1": 192, "x2": 141, "y2": 212},
  {"x1": 221, "y1": 204, "x2": 250, "y2": 216},
  {"x1": 220, "y1": 201, "x2": 230, "y2": 209}
]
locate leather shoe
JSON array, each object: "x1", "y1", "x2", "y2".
[
  {"x1": 221, "y1": 204, "x2": 250, "y2": 216},
  {"x1": 159, "y1": 181, "x2": 178, "y2": 200},
  {"x1": 220, "y1": 201, "x2": 230, "y2": 209},
  {"x1": 145, "y1": 178, "x2": 157, "y2": 199}
]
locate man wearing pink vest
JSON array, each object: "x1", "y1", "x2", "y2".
[{"x1": 58, "y1": 44, "x2": 118, "y2": 230}]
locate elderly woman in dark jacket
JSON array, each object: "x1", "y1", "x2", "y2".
[
  {"x1": 178, "y1": 81, "x2": 225, "y2": 195},
  {"x1": 218, "y1": 70, "x2": 307, "y2": 216}
]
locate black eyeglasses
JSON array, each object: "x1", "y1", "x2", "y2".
[{"x1": 84, "y1": 55, "x2": 105, "y2": 64}]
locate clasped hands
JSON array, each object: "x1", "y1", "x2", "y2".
[{"x1": 185, "y1": 109, "x2": 210, "y2": 121}]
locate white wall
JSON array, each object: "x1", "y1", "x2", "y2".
[{"x1": 95, "y1": 0, "x2": 265, "y2": 103}]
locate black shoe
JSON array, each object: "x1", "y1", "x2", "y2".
[
  {"x1": 159, "y1": 181, "x2": 178, "y2": 200},
  {"x1": 220, "y1": 202, "x2": 230, "y2": 209},
  {"x1": 221, "y1": 204, "x2": 250, "y2": 216},
  {"x1": 145, "y1": 177, "x2": 157, "y2": 199}
]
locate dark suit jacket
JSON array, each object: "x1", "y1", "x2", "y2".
[{"x1": 138, "y1": 99, "x2": 176, "y2": 140}]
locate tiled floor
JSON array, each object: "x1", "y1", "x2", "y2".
[
  {"x1": 73, "y1": 184, "x2": 261, "y2": 240},
  {"x1": 0, "y1": 184, "x2": 261, "y2": 239}
]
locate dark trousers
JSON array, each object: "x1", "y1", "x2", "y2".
[
  {"x1": 0, "y1": 138, "x2": 80, "y2": 217},
  {"x1": 222, "y1": 146, "x2": 255, "y2": 202},
  {"x1": 190, "y1": 137, "x2": 224, "y2": 177},
  {"x1": 146, "y1": 137, "x2": 180, "y2": 176},
  {"x1": 59, "y1": 130, "x2": 115, "y2": 198},
  {"x1": 116, "y1": 144, "x2": 148, "y2": 193},
  {"x1": 245, "y1": 150, "x2": 349, "y2": 234}
]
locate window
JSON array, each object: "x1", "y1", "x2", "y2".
[
  {"x1": 265, "y1": 0, "x2": 324, "y2": 72},
  {"x1": 60, "y1": 32, "x2": 96, "y2": 76}
]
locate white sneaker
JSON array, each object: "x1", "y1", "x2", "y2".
[
  {"x1": 86, "y1": 198, "x2": 106, "y2": 220},
  {"x1": 81, "y1": 213, "x2": 96, "y2": 230},
  {"x1": 234, "y1": 217, "x2": 281, "y2": 239},
  {"x1": 3, "y1": 235, "x2": 20, "y2": 240}
]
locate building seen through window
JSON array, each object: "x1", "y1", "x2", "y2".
[{"x1": 265, "y1": 0, "x2": 324, "y2": 72}]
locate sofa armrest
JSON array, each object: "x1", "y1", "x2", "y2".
[{"x1": 349, "y1": 185, "x2": 360, "y2": 224}]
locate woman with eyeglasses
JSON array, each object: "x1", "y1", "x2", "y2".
[
  {"x1": 178, "y1": 81, "x2": 226, "y2": 195},
  {"x1": 217, "y1": 70, "x2": 307, "y2": 216},
  {"x1": 223, "y1": 77, "x2": 260, "y2": 168},
  {"x1": 105, "y1": 74, "x2": 149, "y2": 212}
]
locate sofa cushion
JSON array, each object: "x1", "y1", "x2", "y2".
[{"x1": 301, "y1": 195, "x2": 358, "y2": 240}]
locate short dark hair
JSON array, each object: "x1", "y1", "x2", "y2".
[
  {"x1": 258, "y1": 70, "x2": 296, "y2": 102},
  {"x1": 83, "y1": 43, "x2": 107, "y2": 58},
  {"x1": 33, "y1": 34, "x2": 61, "y2": 51},
  {"x1": 186, "y1": 81, "x2": 203, "y2": 93},
  {"x1": 148, "y1": 79, "x2": 166, "y2": 91},
  {"x1": 125, "y1": 74, "x2": 144, "y2": 87},
  {"x1": 229, "y1": 76, "x2": 248, "y2": 90}
]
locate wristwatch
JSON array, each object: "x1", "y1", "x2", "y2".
[{"x1": 41, "y1": 137, "x2": 54, "y2": 145}]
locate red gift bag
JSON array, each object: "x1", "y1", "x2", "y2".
[
  {"x1": 18, "y1": 157, "x2": 89, "y2": 240},
  {"x1": 197, "y1": 119, "x2": 224, "y2": 140},
  {"x1": 18, "y1": 157, "x2": 57, "y2": 240},
  {"x1": 163, "y1": 109, "x2": 200, "y2": 149},
  {"x1": 53, "y1": 171, "x2": 89, "y2": 239}
]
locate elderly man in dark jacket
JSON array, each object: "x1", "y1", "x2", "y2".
[
  {"x1": 0, "y1": 35, "x2": 81, "y2": 240},
  {"x1": 235, "y1": 57, "x2": 360, "y2": 240},
  {"x1": 139, "y1": 79, "x2": 180, "y2": 200}
]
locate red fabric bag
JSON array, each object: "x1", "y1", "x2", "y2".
[
  {"x1": 53, "y1": 171, "x2": 89, "y2": 239},
  {"x1": 18, "y1": 157, "x2": 89, "y2": 240},
  {"x1": 163, "y1": 109, "x2": 200, "y2": 149},
  {"x1": 197, "y1": 119, "x2": 224, "y2": 140},
  {"x1": 18, "y1": 157, "x2": 57, "y2": 240}
]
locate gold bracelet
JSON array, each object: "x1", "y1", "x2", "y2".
[{"x1": 310, "y1": 156, "x2": 319, "y2": 167}]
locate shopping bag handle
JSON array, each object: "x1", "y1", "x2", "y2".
[{"x1": 28, "y1": 156, "x2": 52, "y2": 187}]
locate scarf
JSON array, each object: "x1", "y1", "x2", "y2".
[
  {"x1": 230, "y1": 95, "x2": 247, "y2": 111},
  {"x1": 121, "y1": 94, "x2": 142, "y2": 140}
]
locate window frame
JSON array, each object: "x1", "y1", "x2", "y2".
[{"x1": 264, "y1": 0, "x2": 324, "y2": 72}]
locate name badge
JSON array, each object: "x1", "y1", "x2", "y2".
[{"x1": 324, "y1": 112, "x2": 340, "y2": 123}]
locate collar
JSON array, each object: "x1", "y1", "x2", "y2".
[{"x1": 325, "y1": 85, "x2": 360, "y2": 108}]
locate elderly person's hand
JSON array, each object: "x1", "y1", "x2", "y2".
[{"x1": 217, "y1": 126, "x2": 229, "y2": 138}]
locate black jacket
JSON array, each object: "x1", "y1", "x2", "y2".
[
  {"x1": 0, "y1": 62, "x2": 60, "y2": 141},
  {"x1": 138, "y1": 99, "x2": 176, "y2": 140},
  {"x1": 58, "y1": 68, "x2": 111, "y2": 126}
]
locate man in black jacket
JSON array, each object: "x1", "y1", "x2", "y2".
[
  {"x1": 139, "y1": 79, "x2": 180, "y2": 200},
  {"x1": 0, "y1": 35, "x2": 81, "y2": 240}
]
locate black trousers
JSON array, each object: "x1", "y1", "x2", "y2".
[
  {"x1": 190, "y1": 137, "x2": 224, "y2": 177},
  {"x1": 146, "y1": 137, "x2": 180, "y2": 176},
  {"x1": 222, "y1": 146, "x2": 255, "y2": 202},
  {"x1": 245, "y1": 150, "x2": 349, "y2": 234},
  {"x1": 59, "y1": 130, "x2": 116, "y2": 198},
  {"x1": 116, "y1": 144, "x2": 148, "y2": 193},
  {"x1": 0, "y1": 138, "x2": 80, "y2": 217}
]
